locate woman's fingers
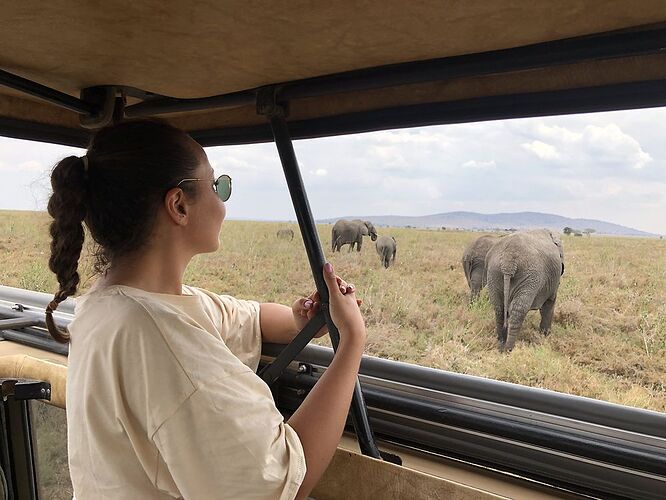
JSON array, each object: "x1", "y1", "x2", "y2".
[
  {"x1": 333, "y1": 275, "x2": 356, "y2": 295},
  {"x1": 307, "y1": 300, "x2": 320, "y2": 319},
  {"x1": 323, "y1": 262, "x2": 341, "y2": 294},
  {"x1": 322, "y1": 263, "x2": 361, "y2": 299}
]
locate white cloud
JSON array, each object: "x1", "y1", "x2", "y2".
[
  {"x1": 0, "y1": 160, "x2": 45, "y2": 172},
  {"x1": 522, "y1": 140, "x2": 559, "y2": 160},
  {"x1": 363, "y1": 129, "x2": 450, "y2": 147},
  {"x1": 582, "y1": 123, "x2": 652, "y2": 169},
  {"x1": 518, "y1": 121, "x2": 653, "y2": 170},
  {"x1": 19, "y1": 160, "x2": 44, "y2": 172},
  {"x1": 462, "y1": 159, "x2": 496, "y2": 169},
  {"x1": 379, "y1": 177, "x2": 442, "y2": 200},
  {"x1": 534, "y1": 123, "x2": 582, "y2": 144},
  {"x1": 368, "y1": 145, "x2": 408, "y2": 167},
  {"x1": 314, "y1": 169, "x2": 327, "y2": 176}
]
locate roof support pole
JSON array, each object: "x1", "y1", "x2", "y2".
[
  {"x1": 0, "y1": 69, "x2": 97, "y2": 115},
  {"x1": 256, "y1": 88, "x2": 388, "y2": 462}
]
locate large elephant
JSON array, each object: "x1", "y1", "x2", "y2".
[
  {"x1": 375, "y1": 235, "x2": 396, "y2": 268},
  {"x1": 331, "y1": 219, "x2": 378, "y2": 252},
  {"x1": 461, "y1": 234, "x2": 499, "y2": 302},
  {"x1": 485, "y1": 229, "x2": 565, "y2": 351}
]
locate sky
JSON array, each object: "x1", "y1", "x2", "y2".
[{"x1": 1, "y1": 107, "x2": 664, "y2": 234}]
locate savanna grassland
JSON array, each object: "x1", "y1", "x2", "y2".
[{"x1": 1, "y1": 210, "x2": 665, "y2": 414}]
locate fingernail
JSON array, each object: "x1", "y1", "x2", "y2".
[
  {"x1": 340, "y1": 285, "x2": 346, "y2": 293},
  {"x1": 324, "y1": 262, "x2": 333, "y2": 273},
  {"x1": 304, "y1": 300, "x2": 313, "y2": 309}
]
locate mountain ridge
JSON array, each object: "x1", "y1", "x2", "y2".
[{"x1": 318, "y1": 211, "x2": 658, "y2": 237}]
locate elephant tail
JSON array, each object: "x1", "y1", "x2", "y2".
[
  {"x1": 502, "y1": 273, "x2": 511, "y2": 333},
  {"x1": 382, "y1": 246, "x2": 391, "y2": 268},
  {"x1": 462, "y1": 258, "x2": 473, "y2": 286}
]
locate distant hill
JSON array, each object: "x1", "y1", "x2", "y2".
[{"x1": 318, "y1": 212, "x2": 657, "y2": 237}]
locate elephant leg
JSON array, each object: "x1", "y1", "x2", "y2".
[
  {"x1": 472, "y1": 267, "x2": 490, "y2": 303},
  {"x1": 494, "y1": 307, "x2": 505, "y2": 345},
  {"x1": 356, "y1": 238, "x2": 362, "y2": 252},
  {"x1": 470, "y1": 288, "x2": 480, "y2": 304},
  {"x1": 469, "y1": 269, "x2": 483, "y2": 303},
  {"x1": 504, "y1": 300, "x2": 530, "y2": 352},
  {"x1": 539, "y1": 296, "x2": 557, "y2": 334}
]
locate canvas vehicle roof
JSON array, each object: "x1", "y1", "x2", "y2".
[{"x1": 1, "y1": 1, "x2": 666, "y2": 147}]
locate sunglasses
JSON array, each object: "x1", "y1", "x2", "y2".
[{"x1": 176, "y1": 174, "x2": 232, "y2": 202}]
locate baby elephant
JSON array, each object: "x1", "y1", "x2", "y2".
[
  {"x1": 276, "y1": 228, "x2": 294, "y2": 241},
  {"x1": 485, "y1": 229, "x2": 564, "y2": 352},
  {"x1": 375, "y1": 236, "x2": 397, "y2": 268},
  {"x1": 461, "y1": 234, "x2": 499, "y2": 302}
]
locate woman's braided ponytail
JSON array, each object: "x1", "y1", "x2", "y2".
[{"x1": 45, "y1": 155, "x2": 87, "y2": 342}]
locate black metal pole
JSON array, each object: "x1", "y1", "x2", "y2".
[
  {"x1": 124, "y1": 89, "x2": 256, "y2": 117},
  {"x1": 0, "y1": 69, "x2": 97, "y2": 115},
  {"x1": 264, "y1": 106, "x2": 382, "y2": 460}
]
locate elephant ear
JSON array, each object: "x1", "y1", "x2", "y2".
[{"x1": 548, "y1": 230, "x2": 565, "y2": 262}]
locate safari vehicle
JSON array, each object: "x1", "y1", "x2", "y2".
[{"x1": 1, "y1": 2, "x2": 666, "y2": 499}]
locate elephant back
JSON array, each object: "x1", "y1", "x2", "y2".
[
  {"x1": 375, "y1": 235, "x2": 395, "y2": 251},
  {"x1": 488, "y1": 230, "x2": 561, "y2": 278},
  {"x1": 463, "y1": 234, "x2": 498, "y2": 269},
  {"x1": 332, "y1": 219, "x2": 348, "y2": 232}
]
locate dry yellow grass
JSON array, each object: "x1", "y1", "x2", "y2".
[{"x1": 1, "y1": 210, "x2": 665, "y2": 413}]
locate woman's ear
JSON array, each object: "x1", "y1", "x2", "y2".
[{"x1": 164, "y1": 187, "x2": 189, "y2": 225}]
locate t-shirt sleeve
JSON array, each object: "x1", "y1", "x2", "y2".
[
  {"x1": 216, "y1": 294, "x2": 263, "y2": 371},
  {"x1": 152, "y1": 372, "x2": 306, "y2": 500}
]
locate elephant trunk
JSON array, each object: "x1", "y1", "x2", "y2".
[{"x1": 502, "y1": 273, "x2": 511, "y2": 339}]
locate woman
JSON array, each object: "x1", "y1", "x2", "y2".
[{"x1": 45, "y1": 119, "x2": 367, "y2": 499}]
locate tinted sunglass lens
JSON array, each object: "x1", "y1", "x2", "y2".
[{"x1": 216, "y1": 175, "x2": 232, "y2": 201}]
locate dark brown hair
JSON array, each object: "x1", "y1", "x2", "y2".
[{"x1": 45, "y1": 119, "x2": 201, "y2": 342}]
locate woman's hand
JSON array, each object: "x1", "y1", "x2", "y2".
[
  {"x1": 292, "y1": 291, "x2": 327, "y2": 338},
  {"x1": 292, "y1": 270, "x2": 362, "y2": 338},
  {"x1": 321, "y1": 263, "x2": 366, "y2": 348},
  {"x1": 288, "y1": 264, "x2": 368, "y2": 500}
]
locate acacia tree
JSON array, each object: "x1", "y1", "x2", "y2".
[
  {"x1": 563, "y1": 227, "x2": 573, "y2": 235},
  {"x1": 583, "y1": 228, "x2": 596, "y2": 237}
]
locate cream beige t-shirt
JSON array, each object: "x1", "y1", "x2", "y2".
[{"x1": 66, "y1": 284, "x2": 306, "y2": 500}]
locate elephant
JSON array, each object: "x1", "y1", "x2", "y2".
[
  {"x1": 375, "y1": 235, "x2": 396, "y2": 268},
  {"x1": 485, "y1": 229, "x2": 565, "y2": 352},
  {"x1": 276, "y1": 228, "x2": 294, "y2": 241},
  {"x1": 350, "y1": 219, "x2": 379, "y2": 251},
  {"x1": 331, "y1": 219, "x2": 378, "y2": 252},
  {"x1": 461, "y1": 234, "x2": 499, "y2": 302}
]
